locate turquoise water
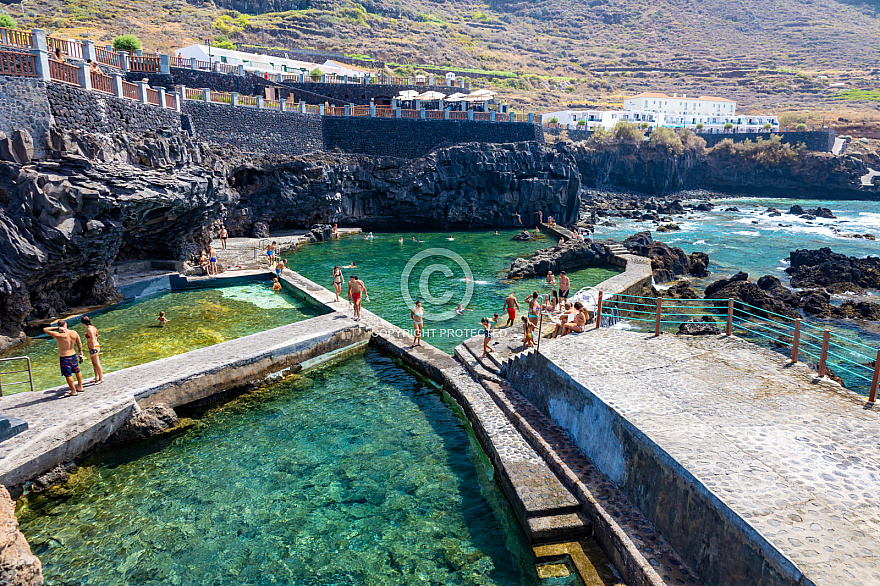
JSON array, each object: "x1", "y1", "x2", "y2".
[
  {"x1": 593, "y1": 196, "x2": 880, "y2": 392},
  {"x1": 592, "y1": 196, "x2": 880, "y2": 287},
  {"x1": 0, "y1": 284, "x2": 320, "y2": 393},
  {"x1": 17, "y1": 350, "x2": 540, "y2": 585},
  {"x1": 284, "y1": 230, "x2": 621, "y2": 353}
]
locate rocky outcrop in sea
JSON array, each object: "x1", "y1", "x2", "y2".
[
  {"x1": 507, "y1": 239, "x2": 610, "y2": 280},
  {"x1": 621, "y1": 231, "x2": 710, "y2": 283},
  {"x1": 786, "y1": 248, "x2": 880, "y2": 292}
]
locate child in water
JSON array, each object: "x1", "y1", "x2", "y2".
[
  {"x1": 455, "y1": 303, "x2": 471, "y2": 316},
  {"x1": 272, "y1": 278, "x2": 282, "y2": 293},
  {"x1": 157, "y1": 311, "x2": 169, "y2": 326}
]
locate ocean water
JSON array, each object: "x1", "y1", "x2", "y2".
[
  {"x1": 0, "y1": 284, "x2": 320, "y2": 393},
  {"x1": 591, "y1": 196, "x2": 880, "y2": 287},
  {"x1": 16, "y1": 350, "x2": 540, "y2": 586},
  {"x1": 284, "y1": 230, "x2": 621, "y2": 353},
  {"x1": 592, "y1": 196, "x2": 880, "y2": 392}
]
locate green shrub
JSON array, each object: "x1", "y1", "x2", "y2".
[
  {"x1": 340, "y1": 6, "x2": 367, "y2": 25},
  {"x1": 695, "y1": 122, "x2": 704, "y2": 130},
  {"x1": 577, "y1": 119, "x2": 587, "y2": 127},
  {"x1": 640, "y1": 122, "x2": 649, "y2": 129},
  {"x1": 212, "y1": 37, "x2": 236, "y2": 50},
  {"x1": 113, "y1": 35, "x2": 142, "y2": 53},
  {"x1": 548, "y1": 116, "x2": 559, "y2": 124},
  {"x1": 763, "y1": 123, "x2": 773, "y2": 130},
  {"x1": 310, "y1": 67, "x2": 323, "y2": 78},
  {"x1": 649, "y1": 127, "x2": 683, "y2": 154},
  {"x1": 723, "y1": 122, "x2": 734, "y2": 131},
  {"x1": 613, "y1": 120, "x2": 643, "y2": 142},
  {"x1": 796, "y1": 123, "x2": 807, "y2": 131},
  {"x1": 0, "y1": 14, "x2": 17, "y2": 28},
  {"x1": 710, "y1": 135, "x2": 806, "y2": 165}
]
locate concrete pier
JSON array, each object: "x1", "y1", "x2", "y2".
[
  {"x1": 0, "y1": 314, "x2": 369, "y2": 490},
  {"x1": 506, "y1": 329, "x2": 880, "y2": 586}
]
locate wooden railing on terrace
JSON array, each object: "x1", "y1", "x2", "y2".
[
  {"x1": 91, "y1": 70, "x2": 113, "y2": 93},
  {"x1": 94, "y1": 46, "x2": 120, "y2": 69},
  {"x1": 48, "y1": 37, "x2": 83, "y2": 60},
  {"x1": 146, "y1": 87, "x2": 160, "y2": 105},
  {"x1": 121, "y1": 80, "x2": 140, "y2": 100},
  {"x1": 237, "y1": 94, "x2": 257, "y2": 106},
  {"x1": 128, "y1": 55, "x2": 159, "y2": 73},
  {"x1": 210, "y1": 91, "x2": 232, "y2": 104},
  {"x1": 0, "y1": 50, "x2": 37, "y2": 77},
  {"x1": 164, "y1": 92, "x2": 176, "y2": 109},
  {"x1": 0, "y1": 27, "x2": 33, "y2": 48},
  {"x1": 168, "y1": 55, "x2": 188, "y2": 68},
  {"x1": 49, "y1": 60, "x2": 79, "y2": 85}
]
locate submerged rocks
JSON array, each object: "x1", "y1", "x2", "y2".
[
  {"x1": 507, "y1": 239, "x2": 609, "y2": 279},
  {"x1": 622, "y1": 231, "x2": 710, "y2": 283},
  {"x1": 106, "y1": 404, "x2": 178, "y2": 445},
  {"x1": 29, "y1": 464, "x2": 73, "y2": 493},
  {"x1": 512, "y1": 230, "x2": 534, "y2": 241},
  {"x1": 787, "y1": 205, "x2": 836, "y2": 219},
  {"x1": 0, "y1": 484, "x2": 43, "y2": 585},
  {"x1": 787, "y1": 248, "x2": 880, "y2": 291}
]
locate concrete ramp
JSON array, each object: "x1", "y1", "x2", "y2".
[{"x1": 506, "y1": 329, "x2": 880, "y2": 586}]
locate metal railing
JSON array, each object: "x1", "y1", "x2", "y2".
[
  {"x1": 0, "y1": 356, "x2": 34, "y2": 396},
  {"x1": 0, "y1": 27, "x2": 33, "y2": 48},
  {"x1": 128, "y1": 55, "x2": 159, "y2": 73},
  {"x1": 0, "y1": 50, "x2": 36, "y2": 76},
  {"x1": 94, "y1": 46, "x2": 121, "y2": 68},
  {"x1": 49, "y1": 59, "x2": 79, "y2": 85},
  {"x1": 595, "y1": 292, "x2": 880, "y2": 400},
  {"x1": 91, "y1": 70, "x2": 113, "y2": 93}
]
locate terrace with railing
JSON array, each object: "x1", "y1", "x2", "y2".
[{"x1": 595, "y1": 292, "x2": 880, "y2": 401}]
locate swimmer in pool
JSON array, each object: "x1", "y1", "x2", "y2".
[
  {"x1": 455, "y1": 303, "x2": 471, "y2": 316},
  {"x1": 398, "y1": 237, "x2": 404, "y2": 243},
  {"x1": 157, "y1": 311, "x2": 169, "y2": 326},
  {"x1": 447, "y1": 236, "x2": 455, "y2": 241},
  {"x1": 272, "y1": 277, "x2": 282, "y2": 293}
]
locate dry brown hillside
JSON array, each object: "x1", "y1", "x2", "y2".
[{"x1": 2, "y1": 0, "x2": 879, "y2": 114}]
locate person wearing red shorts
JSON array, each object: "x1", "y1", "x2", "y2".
[
  {"x1": 502, "y1": 292, "x2": 520, "y2": 327},
  {"x1": 347, "y1": 275, "x2": 367, "y2": 321}
]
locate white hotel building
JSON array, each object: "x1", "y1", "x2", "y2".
[{"x1": 542, "y1": 92, "x2": 779, "y2": 133}]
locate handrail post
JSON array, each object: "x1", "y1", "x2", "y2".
[
  {"x1": 595, "y1": 291, "x2": 603, "y2": 329},
  {"x1": 790, "y1": 319, "x2": 801, "y2": 363},
  {"x1": 654, "y1": 297, "x2": 662, "y2": 337},
  {"x1": 726, "y1": 298, "x2": 734, "y2": 336},
  {"x1": 818, "y1": 330, "x2": 830, "y2": 378},
  {"x1": 868, "y1": 349, "x2": 880, "y2": 404}
]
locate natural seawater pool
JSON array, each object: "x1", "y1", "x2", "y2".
[
  {"x1": 285, "y1": 230, "x2": 621, "y2": 353},
  {"x1": 16, "y1": 349, "x2": 542, "y2": 585},
  {"x1": 0, "y1": 284, "x2": 320, "y2": 393}
]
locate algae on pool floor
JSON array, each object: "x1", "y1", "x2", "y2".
[
  {"x1": 17, "y1": 349, "x2": 540, "y2": 585},
  {"x1": 0, "y1": 284, "x2": 320, "y2": 393}
]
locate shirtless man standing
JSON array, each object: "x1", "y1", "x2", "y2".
[
  {"x1": 559, "y1": 271, "x2": 571, "y2": 300},
  {"x1": 43, "y1": 321, "x2": 84, "y2": 397},
  {"x1": 266, "y1": 241, "x2": 277, "y2": 267},
  {"x1": 502, "y1": 293, "x2": 520, "y2": 327},
  {"x1": 219, "y1": 226, "x2": 228, "y2": 251},
  {"x1": 348, "y1": 275, "x2": 367, "y2": 321}
]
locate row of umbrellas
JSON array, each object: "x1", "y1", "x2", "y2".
[{"x1": 394, "y1": 89, "x2": 497, "y2": 103}]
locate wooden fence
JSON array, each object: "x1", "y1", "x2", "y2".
[
  {"x1": 0, "y1": 27, "x2": 33, "y2": 49},
  {"x1": 49, "y1": 60, "x2": 79, "y2": 85},
  {"x1": 91, "y1": 70, "x2": 113, "y2": 93},
  {"x1": 94, "y1": 47, "x2": 121, "y2": 69},
  {"x1": 0, "y1": 50, "x2": 36, "y2": 77}
]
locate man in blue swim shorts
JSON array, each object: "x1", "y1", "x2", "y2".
[
  {"x1": 266, "y1": 241, "x2": 277, "y2": 265},
  {"x1": 43, "y1": 320, "x2": 84, "y2": 397}
]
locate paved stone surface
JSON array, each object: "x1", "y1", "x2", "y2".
[
  {"x1": 210, "y1": 228, "x2": 361, "y2": 269},
  {"x1": 538, "y1": 329, "x2": 880, "y2": 586},
  {"x1": 0, "y1": 313, "x2": 366, "y2": 489}
]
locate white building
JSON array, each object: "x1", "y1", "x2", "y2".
[
  {"x1": 174, "y1": 45, "x2": 370, "y2": 79},
  {"x1": 543, "y1": 91, "x2": 779, "y2": 134}
]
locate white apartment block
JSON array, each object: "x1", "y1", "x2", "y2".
[{"x1": 542, "y1": 91, "x2": 779, "y2": 134}]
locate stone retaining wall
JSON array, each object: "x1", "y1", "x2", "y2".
[
  {"x1": 181, "y1": 100, "x2": 323, "y2": 155},
  {"x1": 47, "y1": 83, "x2": 181, "y2": 135},
  {"x1": 323, "y1": 116, "x2": 544, "y2": 158},
  {"x1": 0, "y1": 76, "x2": 52, "y2": 159}
]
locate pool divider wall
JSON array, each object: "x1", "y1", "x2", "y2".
[{"x1": 0, "y1": 313, "x2": 370, "y2": 492}]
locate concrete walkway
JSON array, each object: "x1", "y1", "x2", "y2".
[
  {"x1": 0, "y1": 314, "x2": 368, "y2": 490},
  {"x1": 518, "y1": 329, "x2": 880, "y2": 586},
  {"x1": 210, "y1": 228, "x2": 362, "y2": 269},
  {"x1": 861, "y1": 167, "x2": 880, "y2": 187}
]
